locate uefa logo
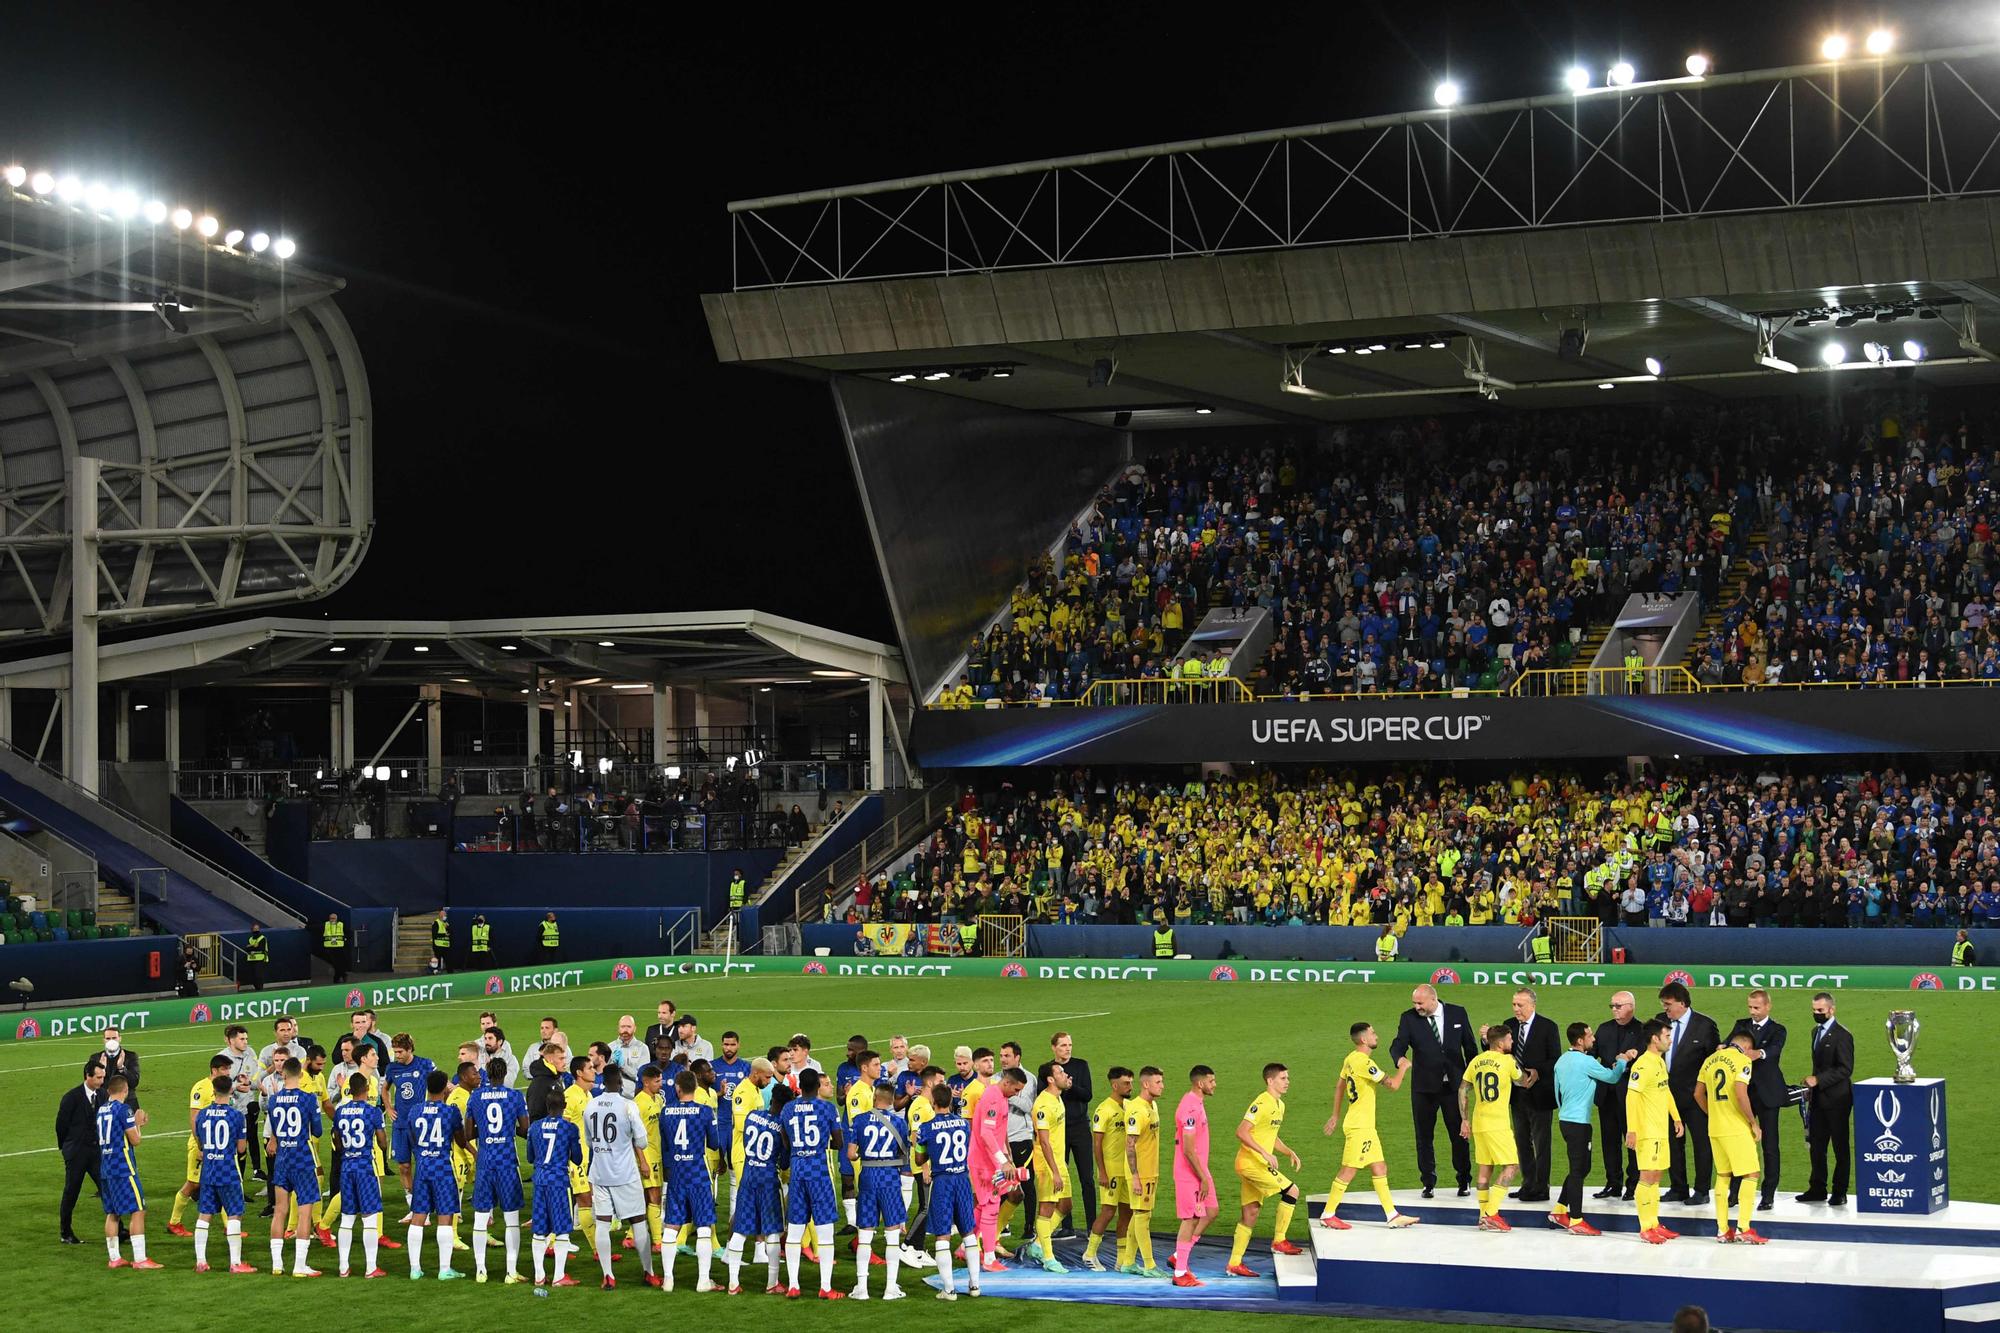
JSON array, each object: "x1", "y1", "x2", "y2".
[
  {"x1": 345, "y1": 988, "x2": 365, "y2": 1009},
  {"x1": 1910, "y1": 973, "x2": 1944, "y2": 990},
  {"x1": 1663, "y1": 970, "x2": 1693, "y2": 988},
  {"x1": 611, "y1": 963, "x2": 633, "y2": 981},
  {"x1": 14, "y1": 1017, "x2": 39, "y2": 1040},
  {"x1": 484, "y1": 976, "x2": 504, "y2": 995},
  {"x1": 1000, "y1": 962, "x2": 1026, "y2": 978},
  {"x1": 1431, "y1": 967, "x2": 1461, "y2": 986},
  {"x1": 802, "y1": 960, "x2": 827, "y2": 975},
  {"x1": 188, "y1": 1003, "x2": 212, "y2": 1025},
  {"x1": 1209, "y1": 965, "x2": 1238, "y2": 982}
]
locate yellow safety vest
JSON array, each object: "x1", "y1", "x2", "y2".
[
  {"x1": 1624, "y1": 652, "x2": 1644, "y2": 683},
  {"x1": 1153, "y1": 928, "x2": 1175, "y2": 958},
  {"x1": 1953, "y1": 938, "x2": 1974, "y2": 967},
  {"x1": 245, "y1": 933, "x2": 268, "y2": 962},
  {"x1": 958, "y1": 922, "x2": 977, "y2": 950},
  {"x1": 1375, "y1": 934, "x2": 1397, "y2": 962},
  {"x1": 431, "y1": 918, "x2": 450, "y2": 948},
  {"x1": 729, "y1": 876, "x2": 748, "y2": 908},
  {"x1": 470, "y1": 922, "x2": 492, "y2": 953},
  {"x1": 540, "y1": 919, "x2": 560, "y2": 948},
  {"x1": 322, "y1": 919, "x2": 345, "y2": 949},
  {"x1": 1530, "y1": 934, "x2": 1553, "y2": 962}
]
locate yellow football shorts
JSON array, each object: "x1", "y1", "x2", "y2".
[
  {"x1": 1634, "y1": 1137, "x2": 1669, "y2": 1173},
  {"x1": 1340, "y1": 1131, "x2": 1384, "y2": 1171},
  {"x1": 1710, "y1": 1135, "x2": 1759, "y2": 1178},
  {"x1": 1233, "y1": 1152, "x2": 1294, "y2": 1200},
  {"x1": 1472, "y1": 1129, "x2": 1518, "y2": 1168}
]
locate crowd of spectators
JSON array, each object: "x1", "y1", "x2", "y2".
[
  {"x1": 947, "y1": 402, "x2": 1770, "y2": 704},
  {"x1": 839, "y1": 763, "x2": 2000, "y2": 931}
]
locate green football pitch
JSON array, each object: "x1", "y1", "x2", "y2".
[{"x1": 2, "y1": 973, "x2": 1985, "y2": 1333}]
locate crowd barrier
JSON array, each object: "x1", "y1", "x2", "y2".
[
  {"x1": 800, "y1": 922, "x2": 1978, "y2": 967},
  {"x1": 9, "y1": 950, "x2": 1996, "y2": 1044},
  {"x1": 2, "y1": 927, "x2": 313, "y2": 1005}
]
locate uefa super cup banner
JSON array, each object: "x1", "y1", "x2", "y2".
[
  {"x1": 9, "y1": 953, "x2": 2000, "y2": 1044},
  {"x1": 913, "y1": 689, "x2": 2000, "y2": 764},
  {"x1": 1855, "y1": 1076, "x2": 1948, "y2": 1214}
]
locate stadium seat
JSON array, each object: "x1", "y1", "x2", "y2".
[
  {"x1": 50, "y1": 926, "x2": 67, "y2": 942},
  {"x1": 65, "y1": 909, "x2": 81, "y2": 929},
  {"x1": 35, "y1": 928, "x2": 52, "y2": 943},
  {"x1": 81, "y1": 908, "x2": 95, "y2": 926},
  {"x1": 81, "y1": 925, "x2": 98, "y2": 940},
  {"x1": 29, "y1": 911, "x2": 46, "y2": 932}
]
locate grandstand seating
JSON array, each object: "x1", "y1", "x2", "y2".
[
  {"x1": 840, "y1": 765, "x2": 2000, "y2": 931},
  {"x1": 943, "y1": 403, "x2": 1763, "y2": 703}
]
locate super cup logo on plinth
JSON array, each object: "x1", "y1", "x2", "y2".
[
  {"x1": 1873, "y1": 1090, "x2": 1904, "y2": 1153},
  {"x1": 1931, "y1": 1088, "x2": 1943, "y2": 1151}
]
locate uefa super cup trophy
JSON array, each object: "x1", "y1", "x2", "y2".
[{"x1": 1886, "y1": 1009, "x2": 1921, "y2": 1084}]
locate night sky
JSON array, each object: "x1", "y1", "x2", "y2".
[{"x1": 0, "y1": 5, "x2": 1962, "y2": 646}]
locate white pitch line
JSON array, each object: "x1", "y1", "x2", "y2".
[
  {"x1": 0, "y1": 1129, "x2": 187, "y2": 1159},
  {"x1": 0, "y1": 1043, "x2": 234, "y2": 1075},
  {"x1": 915, "y1": 1010, "x2": 1112, "y2": 1040}
]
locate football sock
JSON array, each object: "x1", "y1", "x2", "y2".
[
  {"x1": 724, "y1": 1233, "x2": 743, "y2": 1289},
  {"x1": 1083, "y1": 1229, "x2": 1101, "y2": 1260},
  {"x1": 362, "y1": 1217, "x2": 379, "y2": 1271},
  {"x1": 337, "y1": 1218, "x2": 352, "y2": 1272},
  {"x1": 1272, "y1": 1199, "x2": 1296, "y2": 1240},
  {"x1": 647, "y1": 1202, "x2": 663, "y2": 1250},
  {"x1": 595, "y1": 1219, "x2": 614, "y2": 1278},
  {"x1": 226, "y1": 1218, "x2": 243, "y2": 1268},
  {"x1": 1637, "y1": 1182, "x2": 1659, "y2": 1232},
  {"x1": 552, "y1": 1234, "x2": 570, "y2": 1281},
  {"x1": 270, "y1": 1237, "x2": 284, "y2": 1270},
  {"x1": 1132, "y1": 1212, "x2": 1155, "y2": 1267},
  {"x1": 1228, "y1": 1223, "x2": 1252, "y2": 1266},
  {"x1": 935, "y1": 1238, "x2": 954, "y2": 1294},
  {"x1": 504, "y1": 1211, "x2": 521, "y2": 1277},
  {"x1": 633, "y1": 1221, "x2": 655, "y2": 1282},
  {"x1": 473, "y1": 1211, "x2": 491, "y2": 1276},
  {"x1": 293, "y1": 1235, "x2": 311, "y2": 1273},
  {"x1": 1323, "y1": 1178, "x2": 1349, "y2": 1219},
  {"x1": 1035, "y1": 1211, "x2": 1056, "y2": 1259},
  {"x1": 1738, "y1": 1180, "x2": 1757, "y2": 1232},
  {"x1": 963, "y1": 1234, "x2": 983, "y2": 1291},
  {"x1": 885, "y1": 1227, "x2": 902, "y2": 1291},
  {"x1": 1372, "y1": 1175, "x2": 1396, "y2": 1220},
  {"x1": 1172, "y1": 1238, "x2": 1193, "y2": 1276},
  {"x1": 677, "y1": 1222, "x2": 691, "y2": 1248},
  {"x1": 785, "y1": 1226, "x2": 804, "y2": 1291},
  {"x1": 445, "y1": 1220, "x2": 461, "y2": 1252},
  {"x1": 845, "y1": 1196, "x2": 857, "y2": 1228},
  {"x1": 170, "y1": 1192, "x2": 190, "y2": 1227},
  {"x1": 816, "y1": 1222, "x2": 836, "y2": 1290},
  {"x1": 532, "y1": 1236, "x2": 549, "y2": 1283},
  {"x1": 694, "y1": 1227, "x2": 711, "y2": 1285},
  {"x1": 766, "y1": 1237, "x2": 782, "y2": 1288},
  {"x1": 318, "y1": 1191, "x2": 340, "y2": 1229},
  {"x1": 1116, "y1": 1227, "x2": 1135, "y2": 1269},
  {"x1": 131, "y1": 1234, "x2": 147, "y2": 1263},
  {"x1": 1475, "y1": 1187, "x2": 1491, "y2": 1218},
  {"x1": 106, "y1": 1236, "x2": 121, "y2": 1263},
  {"x1": 1715, "y1": 1177, "x2": 1733, "y2": 1234},
  {"x1": 434, "y1": 1224, "x2": 452, "y2": 1271},
  {"x1": 407, "y1": 1225, "x2": 423, "y2": 1274},
  {"x1": 856, "y1": 1228, "x2": 874, "y2": 1296},
  {"x1": 194, "y1": 1219, "x2": 210, "y2": 1267},
  {"x1": 998, "y1": 1198, "x2": 1018, "y2": 1238}
]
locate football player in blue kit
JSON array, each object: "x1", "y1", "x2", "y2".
[
  {"x1": 849, "y1": 1082, "x2": 910, "y2": 1300},
  {"x1": 779, "y1": 1067, "x2": 844, "y2": 1299},
  {"x1": 723, "y1": 1085, "x2": 787, "y2": 1294},
  {"x1": 332, "y1": 1072, "x2": 389, "y2": 1278},
  {"x1": 191, "y1": 1075, "x2": 252, "y2": 1273},
  {"x1": 405, "y1": 1069, "x2": 468, "y2": 1281},
  {"x1": 264, "y1": 1058, "x2": 324, "y2": 1277},
  {"x1": 467, "y1": 1057, "x2": 528, "y2": 1284},
  {"x1": 659, "y1": 1066, "x2": 727, "y2": 1291},
  {"x1": 913, "y1": 1080, "x2": 984, "y2": 1300},
  {"x1": 527, "y1": 1089, "x2": 583, "y2": 1288}
]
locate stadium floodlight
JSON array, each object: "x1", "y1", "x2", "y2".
[
  {"x1": 1821, "y1": 342, "x2": 1848, "y2": 366},
  {"x1": 1433, "y1": 80, "x2": 1462, "y2": 108},
  {"x1": 1903, "y1": 340, "x2": 1926, "y2": 361},
  {"x1": 1685, "y1": 54, "x2": 1710, "y2": 77},
  {"x1": 922, "y1": 370, "x2": 951, "y2": 381},
  {"x1": 196, "y1": 215, "x2": 219, "y2": 238},
  {"x1": 1865, "y1": 28, "x2": 1893, "y2": 56},
  {"x1": 1429, "y1": 338, "x2": 1448, "y2": 348},
  {"x1": 1597, "y1": 382, "x2": 1615, "y2": 390},
  {"x1": 1862, "y1": 341, "x2": 1889, "y2": 364},
  {"x1": 991, "y1": 368, "x2": 1012, "y2": 378},
  {"x1": 1644, "y1": 356, "x2": 1664, "y2": 377},
  {"x1": 1, "y1": 165, "x2": 23, "y2": 188},
  {"x1": 170, "y1": 207, "x2": 193, "y2": 230},
  {"x1": 224, "y1": 228, "x2": 244, "y2": 248},
  {"x1": 1822, "y1": 33, "x2": 1849, "y2": 60},
  {"x1": 889, "y1": 372, "x2": 916, "y2": 382},
  {"x1": 1194, "y1": 407, "x2": 1213, "y2": 415},
  {"x1": 55, "y1": 176, "x2": 82, "y2": 202},
  {"x1": 272, "y1": 237, "x2": 296, "y2": 259},
  {"x1": 249, "y1": 231, "x2": 270, "y2": 252},
  {"x1": 412, "y1": 644, "x2": 430, "y2": 652},
  {"x1": 84, "y1": 183, "x2": 112, "y2": 212},
  {"x1": 29, "y1": 171, "x2": 54, "y2": 195},
  {"x1": 1607, "y1": 61, "x2": 1635, "y2": 87},
  {"x1": 663, "y1": 765, "x2": 682, "y2": 781},
  {"x1": 112, "y1": 189, "x2": 140, "y2": 218},
  {"x1": 597, "y1": 757, "x2": 613, "y2": 775},
  {"x1": 1563, "y1": 66, "x2": 1590, "y2": 92},
  {"x1": 1353, "y1": 345, "x2": 1373, "y2": 354},
  {"x1": 143, "y1": 199, "x2": 168, "y2": 225}
]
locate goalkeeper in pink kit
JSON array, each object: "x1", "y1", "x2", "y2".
[
  {"x1": 970, "y1": 1070, "x2": 1021, "y2": 1272},
  {"x1": 1170, "y1": 1065, "x2": 1219, "y2": 1286}
]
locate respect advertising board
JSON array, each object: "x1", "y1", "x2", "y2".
[{"x1": 10, "y1": 954, "x2": 2000, "y2": 1043}]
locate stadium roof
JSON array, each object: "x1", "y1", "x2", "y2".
[
  {"x1": 0, "y1": 611, "x2": 906, "y2": 694},
  {"x1": 706, "y1": 42, "x2": 2000, "y2": 425}
]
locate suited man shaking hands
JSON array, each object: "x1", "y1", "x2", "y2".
[{"x1": 1388, "y1": 984, "x2": 1481, "y2": 1198}]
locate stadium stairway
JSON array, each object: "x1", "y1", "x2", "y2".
[
  {"x1": 95, "y1": 884, "x2": 138, "y2": 933},
  {"x1": 1696, "y1": 524, "x2": 1770, "y2": 646},
  {"x1": 395, "y1": 911, "x2": 440, "y2": 972},
  {"x1": 0, "y1": 743, "x2": 302, "y2": 937}
]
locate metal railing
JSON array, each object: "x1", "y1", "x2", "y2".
[
  {"x1": 1508, "y1": 666, "x2": 1704, "y2": 697},
  {"x1": 798, "y1": 781, "x2": 957, "y2": 924},
  {"x1": 460, "y1": 808, "x2": 793, "y2": 855}
]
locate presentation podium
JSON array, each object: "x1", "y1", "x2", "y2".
[{"x1": 1855, "y1": 1075, "x2": 1948, "y2": 1215}]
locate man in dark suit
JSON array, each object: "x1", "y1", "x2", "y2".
[
  {"x1": 97, "y1": 1028, "x2": 141, "y2": 1109},
  {"x1": 1048, "y1": 1030, "x2": 1096, "y2": 1228},
  {"x1": 54, "y1": 1056, "x2": 107, "y2": 1242},
  {"x1": 1796, "y1": 991, "x2": 1854, "y2": 1206},
  {"x1": 1728, "y1": 988, "x2": 1788, "y2": 1209},
  {"x1": 1658, "y1": 980, "x2": 1720, "y2": 1207},
  {"x1": 1504, "y1": 987, "x2": 1561, "y2": 1201},
  {"x1": 1388, "y1": 983, "x2": 1480, "y2": 1197},
  {"x1": 1592, "y1": 990, "x2": 1643, "y2": 1198}
]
